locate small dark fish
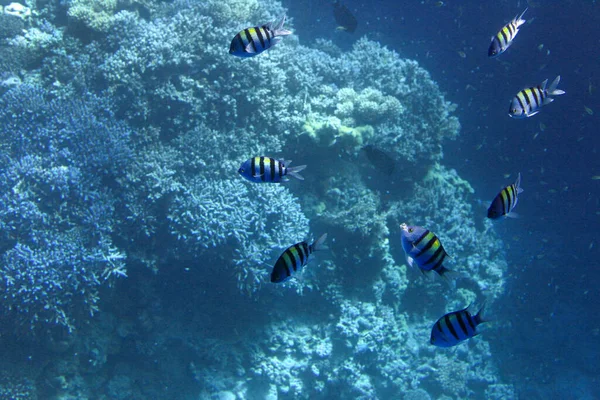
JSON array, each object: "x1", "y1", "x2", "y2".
[
  {"x1": 430, "y1": 304, "x2": 486, "y2": 347},
  {"x1": 271, "y1": 234, "x2": 327, "y2": 283},
  {"x1": 238, "y1": 157, "x2": 306, "y2": 183},
  {"x1": 487, "y1": 173, "x2": 523, "y2": 219},
  {"x1": 362, "y1": 144, "x2": 395, "y2": 176},
  {"x1": 333, "y1": 1, "x2": 358, "y2": 33}
]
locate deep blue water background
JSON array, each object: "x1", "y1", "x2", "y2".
[{"x1": 283, "y1": 0, "x2": 600, "y2": 396}]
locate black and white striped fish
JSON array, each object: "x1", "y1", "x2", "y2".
[
  {"x1": 238, "y1": 157, "x2": 306, "y2": 183},
  {"x1": 271, "y1": 234, "x2": 327, "y2": 283},
  {"x1": 229, "y1": 15, "x2": 292, "y2": 58},
  {"x1": 509, "y1": 76, "x2": 565, "y2": 118},
  {"x1": 430, "y1": 304, "x2": 487, "y2": 347},
  {"x1": 488, "y1": 8, "x2": 527, "y2": 57},
  {"x1": 487, "y1": 173, "x2": 523, "y2": 219}
]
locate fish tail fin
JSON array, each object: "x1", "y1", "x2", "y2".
[
  {"x1": 547, "y1": 75, "x2": 566, "y2": 97},
  {"x1": 515, "y1": 172, "x2": 524, "y2": 194},
  {"x1": 310, "y1": 233, "x2": 328, "y2": 252},
  {"x1": 515, "y1": 7, "x2": 528, "y2": 26},
  {"x1": 435, "y1": 266, "x2": 462, "y2": 288},
  {"x1": 287, "y1": 165, "x2": 307, "y2": 180},
  {"x1": 269, "y1": 15, "x2": 292, "y2": 37},
  {"x1": 474, "y1": 302, "x2": 488, "y2": 325}
]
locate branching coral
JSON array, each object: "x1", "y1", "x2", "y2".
[
  {"x1": 67, "y1": 0, "x2": 119, "y2": 32},
  {"x1": 167, "y1": 178, "x2": 309, "y2": 294},
  {"x1": 0, "y1": 85, "x2": 131, "y2": 332}
]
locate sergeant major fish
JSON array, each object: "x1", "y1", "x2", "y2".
[
  {"x1": 509, "y1": 76, "x2": 565, "y2": 118},
  {"x1": 400, "y1": 223, "x2": 453, "y2": 279},
  {"x1": 488, "y1": 8, "x2": 528, "y2": 57},
  {"x1": 487, "y1": 173, "x2": 523, "y2": 219},
  {"x1": 271, "y1": 234, "x2": 327, "y2": 283},
  {"x1": 238, "y1": 157, "x2": 306, "y2": 183},
  {"x1": 430, "y1": 304, "x2": 487, "y2": 348},
  {"x1": 229, "y1": 15, "x2": 292, "y2": 58}
]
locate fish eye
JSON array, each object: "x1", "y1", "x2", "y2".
[{"x1": 408, "y1": 228, "x2": 414, "y2": 233}]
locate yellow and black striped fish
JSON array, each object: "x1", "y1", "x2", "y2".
[
  {"x1": 229, "y1": 15, "x2": 292, "y2": 58},
  {"x1": 509, "y1": 76, "x2": 565, "y2": 118},
  {"x1": 238, "y1": 157, "x2": 306, "y2": 183},
  {"x1": 271, "y1": 234, "x2": 327, "y2": 283},
  {"x1": 487, "y1": 173, "x2": 523, "y2": 219},
  {"x1": 488, "y1": 8, "x2": 527, "y2": 57},
  {"x1": 430, "y1": 304, "x2": 487, "y2": 347},
  {"x1": 400, "y1": 224, "x2": 452, "y2": 279}
]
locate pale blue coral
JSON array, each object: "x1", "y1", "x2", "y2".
[
  {"x1": 167, "y1": 177, "x2": 309, "y2": 294},
  {"x1": 0, "y1": 85, "x2": 131, "y2": 331}
]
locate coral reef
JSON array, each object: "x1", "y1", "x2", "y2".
[
  {"x1": 392, "y1": 163, "x2": 508, "y2": 299},
  {"x1": 0, "y1": 0, "x2": 511, "y2": 398},
  {"x1": 0, "y1": 373, "x2": 37, "y2": 400},
  {"x1": 67, "y1": 0, "x2": 119, "y2": 32},
  {"x1": 0, "y1": 85, "x2": 131, "y2": 331},
  {"x1": 167, "y1": 177, "x2": 309, "y2": 294}
]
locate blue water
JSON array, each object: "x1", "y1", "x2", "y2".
[{"x1": 0, "y1": 0, "x2": 598, "y2": 399}]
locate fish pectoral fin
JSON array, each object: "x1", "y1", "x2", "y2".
[
  {"x1": 505, "y1": 211, "x2": 520, "y2": 219},
  {"x1": 245, "y1": 43, "x2": 257, "y2": 53},
  {"x1": 253, "y1": 173, "x2": 264, "y2": 178},
  {"x1": 405, "y1": 255, "x2": 415, "y2": 268},
  {"x1": 526, "y1": 111, "x2": 540, "y2": 117}
]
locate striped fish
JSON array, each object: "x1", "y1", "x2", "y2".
[
  {"x1": 400, "y1": 224, "x2": 452, "y2": 279},
  {"x1": 488, "y1": 8, "x2": 528, "y2": 57},
  {"x1": 238, "y1": 157, "x2": 306, "y2": 183},
  {"x1": 271, "y1": 234, "x2": 327, "y2": 283},
  {"x1": 430, "y1": 304, "x2": 486, "y2": 347},
  {"x1": 509, "y1": 76, "x2": 565, "y2": 118},
  {"x1": 487, "y1": 173, "x2": 523, "y2": 219},
  {"x1": 229, "y1": 15, "x2": 292, "y2": 58}
]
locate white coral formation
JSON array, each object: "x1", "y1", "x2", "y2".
[
  {"x1": 68, "y1": 0, "x2": 119, "y2": 32},
  {"x1": 335, "y1": 87, "x2": 404, "y2": 125},
  {"x1": 3, "y1": 2, "x2": 32, "y2": 19}
]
